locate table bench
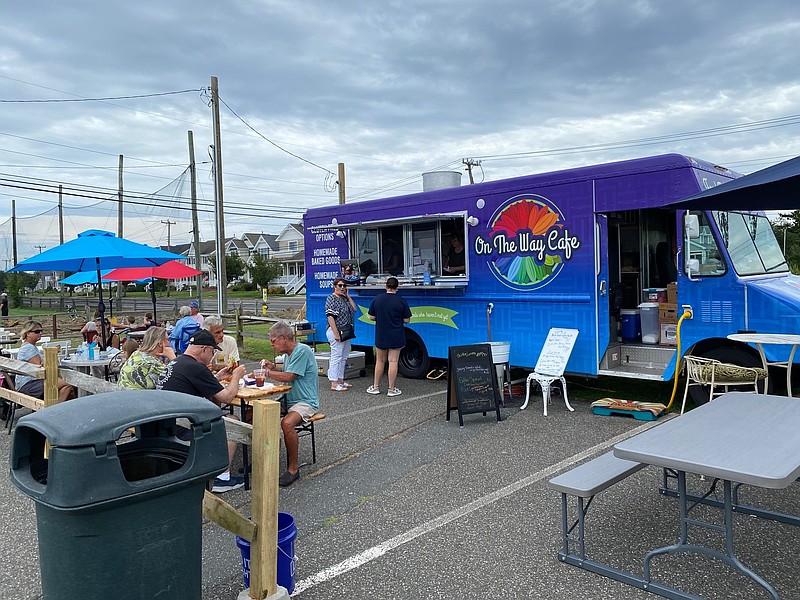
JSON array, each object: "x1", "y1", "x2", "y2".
[{"x1": 548, "y1": 452, "x2": 645, "y2": 563}]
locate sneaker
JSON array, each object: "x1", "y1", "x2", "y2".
[
  {"x1": 366, "y1": 385, "x2": 381, "y2": 395},
  {"x1": 279, "y1": 470, "x2": 300, "y2": 487},
  {"x1": 387, "y1": 387, "x2": 402, "y2": 397},
  {"x1": 211, "y1": 475, "x2": 245, "y2": 493}
]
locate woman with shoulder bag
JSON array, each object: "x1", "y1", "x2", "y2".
[{"x1": 325, "y1": 277, "x2": 356, "y2": 391}]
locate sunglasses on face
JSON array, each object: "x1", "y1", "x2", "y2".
[
  {"x1": 336, "y1": 284, "x2": 347, "y2": 288},
  {"x1": 31, "y1": 329, "x2": 43, "y2": 334}
]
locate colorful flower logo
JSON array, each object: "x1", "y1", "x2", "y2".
[{"x1": 487, "y1": 195, "x2": 567, "y2": 290}]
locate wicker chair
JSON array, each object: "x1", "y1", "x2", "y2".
[{"x1": 681, "y1": 355, "x2": 768, "y2": 414}]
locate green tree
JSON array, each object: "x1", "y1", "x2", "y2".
[
  {"x1": 4, "y1": 272, "x2": 41, "y2": 307},
  {"x1": 248, "y1": 254, "x2": 282, "y2": 289},
  {"x1": 208, "y1": 253, "x2": 247, "y2": 284},
  {"x1": 775, "y1": 211, "x2": 800, "y2": 273}
]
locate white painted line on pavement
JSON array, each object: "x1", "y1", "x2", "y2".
[{"x1": 292, "y1": 415, "x2": 667, "y2": 595}]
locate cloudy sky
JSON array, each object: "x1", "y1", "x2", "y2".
[{"x1": 2, "y1": 0, "x2": 799, "y2": 263}]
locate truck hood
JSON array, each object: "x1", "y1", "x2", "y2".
[{"x1": 747, "y1": 275, "x2": 800, "y2": 305}]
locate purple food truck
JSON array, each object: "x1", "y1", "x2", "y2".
[{"x1": 304, "y1": 153, "x2": 798, "y2": 402}]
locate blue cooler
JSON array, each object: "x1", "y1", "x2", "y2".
[{"x1": 620, "y1": 309, "x2": 640, "y2": 341}]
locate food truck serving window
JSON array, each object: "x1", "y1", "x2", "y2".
[{"x1": 347, "y1": 216, "x2": 466, "y2": 281}]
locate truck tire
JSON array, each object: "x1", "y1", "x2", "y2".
[
  {"x1": 689, "y1": 345, "x2": 768, "y2": 406},
  {"x1": 398, "y1": 330, "x2": 430, "y2": 379}
]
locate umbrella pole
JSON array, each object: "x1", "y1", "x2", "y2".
[
  {"x1": 96, "y1": 263, "x2": 107, "y2": 347},
  {"x1": 150, "y1": 280, "x2": 158, "y2": 324}
]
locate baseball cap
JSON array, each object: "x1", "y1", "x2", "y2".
[
  {"x1": 189, "y1": 300, "x2": 200, "y2": 308},
  {"x1": 188, "y1": 330, "x2": 221, "y2": 350}
]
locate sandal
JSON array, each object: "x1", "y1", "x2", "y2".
[{"x1": 332, "y1": 384, "x2": 349, "y2": 392}]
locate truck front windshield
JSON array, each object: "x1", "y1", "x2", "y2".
[{"x1": 712, "y1": 211, "x2": 788, "y2": 275}]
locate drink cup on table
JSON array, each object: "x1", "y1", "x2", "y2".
[{"x1": 254, "y1": 369, "x2": 266, "y2": 387}]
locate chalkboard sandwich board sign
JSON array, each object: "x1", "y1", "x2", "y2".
[{"x1": 446, "y1": 343, "x2": 502, "y2": 426}]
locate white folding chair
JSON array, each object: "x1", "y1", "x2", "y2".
[{"x1": 521, "y1": 328, "x2": 579, "y2": 416}]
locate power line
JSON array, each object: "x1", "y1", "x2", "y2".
[{"x1": 0, "y1": 89, "x2": 203, "y2": 103}]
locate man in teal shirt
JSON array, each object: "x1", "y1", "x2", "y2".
[{"x1": 260, "y1": 321, "x2": 320, "y2": 486}]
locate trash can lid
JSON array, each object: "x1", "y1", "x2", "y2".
[{"x1": 17, "y1": 390, "x2": 222, "y2": 448}]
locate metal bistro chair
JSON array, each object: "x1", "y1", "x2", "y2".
[{"x1": 680, "y1": 355, "x2": 768, "y2": 414}]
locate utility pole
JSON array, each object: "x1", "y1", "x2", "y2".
[
  {"x1": 211, "y1": 76, "x2": 227, "y2": 315},
  {"x1": 462, "y1": 158, "x2": 481, "y2": 184},
  {"x1": 117, "y1": 155, "x2": 124, "y2": 302},
  {"x1": 338, "y1": 162, "x2": 346, "y2": 205},
  {"x1": 12, "y1": 199, "x2": 17, "y2": 265},
  {"x1": 188, "y1": 130, "x2": 202, "y2": 306},
  {"x1": 161, "y1": 219, "x2": 176, "y2": 297},
  {"x1": 34, "y1": 245, "x2": 46, "y2": 292},
  {"x1": 58, "y1": 185, "x2": 65, "y2": 308}
]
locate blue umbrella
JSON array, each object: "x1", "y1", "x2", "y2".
[
  {"x1": 60, "y1": 270, "x2": 113, "y2": 285},
  {"x1": 11, "y1": 230, "x2": 184, "y2": 344}
]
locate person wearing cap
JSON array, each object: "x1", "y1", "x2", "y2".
[
  {"x1": 1, "y1": 292, "x2": 8, "y2": 318},
  {"x1": 157, "y1": 329, "x2": 247, "y2": 492},
  {"x1": 189, "y1": 300, "x2": 204, "y2": 325}
]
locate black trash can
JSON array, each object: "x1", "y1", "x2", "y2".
[{"x1": 10, "y1": 390, "x2": 230, "y2": 600}]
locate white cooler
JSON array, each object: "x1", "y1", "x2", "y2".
[{"x1": 315, "y1": 351, "x2": 367, "y2": 379}]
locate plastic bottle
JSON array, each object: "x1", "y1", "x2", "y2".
[
  {"x1": 423, "y1": 262, "x2": 431, "y2": 285},
  {"x1": 88, "y1": 341, "x2": 97, "y2": 360}
]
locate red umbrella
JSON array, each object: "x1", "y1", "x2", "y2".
[
  {"x1": 103, "y1": 260, "x2": 201, "y2": 281},
  {"x1": 102, "y1": 260, "x2": 202, "y2": 323}
]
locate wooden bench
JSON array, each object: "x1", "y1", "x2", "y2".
[{"x1": 548, "y1": 452, "x2": 645, "y2": 563}]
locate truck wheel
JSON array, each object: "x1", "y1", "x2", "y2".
[
  {"x1": 398, "y1": 330, "x2": 430, "y2": 379},
  {"x1": 689, "y1": 345, "x2": 768, "y2": 406}
]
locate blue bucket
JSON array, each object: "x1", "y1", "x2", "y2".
[{"x1": 236, "y1": 512, "x2": 297, "y2": 593}]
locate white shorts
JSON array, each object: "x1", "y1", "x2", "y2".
[{"x1": 287, "y1": 402, "x2": 317, "y2": 422}]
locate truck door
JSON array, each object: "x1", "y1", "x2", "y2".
[{"x1": 595, "y1": 214, "x2": 611, "y2": 364}]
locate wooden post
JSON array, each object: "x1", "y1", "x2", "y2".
[
  {"x1": 249, "y1": 399, "x2": 281, "y2": 599},
  {"x1": 236, "y1": 307, "x2": 244, "y2": 347},
  {"x1": 43, "y1": 347, "x2": 59, "y2": 407}
]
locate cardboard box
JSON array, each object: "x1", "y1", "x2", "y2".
[
  {"x1": 315, "y1": 351, "x2": 366, "y2": 379},
  {"x1": 659, "y1": 303, "x2": 678, "y2": 324},
  {"x1": 667, "y1": 282, "x2": 677, "y2": 305},
  {"x1": 660, "y1": 323, "x2": 677, "y2": 346}
]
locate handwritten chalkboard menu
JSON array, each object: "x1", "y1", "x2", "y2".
[{"x1": 446, "y1": 344, "x2": 502, "y2": 426}]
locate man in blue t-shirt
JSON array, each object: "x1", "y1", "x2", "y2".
[{"x1": 259, "y1": 321, "x2": 320, "y2": 487}]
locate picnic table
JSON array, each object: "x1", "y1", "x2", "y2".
[{"x1": 612, "y1": 392, "x2": 800, "y2": 599}]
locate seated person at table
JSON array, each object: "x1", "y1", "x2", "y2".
[
  {"x1": 259, "y1": 321, "x2": 320, "y2": 487},
  {"x1": 15, "y1": 321, "x2": 75, "y2": 402},
  {"x1": 203, "y1": 315, "x2": 240, "y2": 372},
  {"x1": 95, "y1": 317, "x2": 121, "y2": 349},
  {"x1": 81, "y1": 320, "x2": 98, "y2": 343},
  {"x1": 142, "y1": 313, "x2": 155, "y2": 328},
  {"x1": 157, "y1": 330, "x2": 246, "y2": 493},
  {"x1": 118, "y1": 327, "x2": 174, "y2": 390},
  {"x1": 169, "y1": 306, "x2": 201, "y2": 354}
]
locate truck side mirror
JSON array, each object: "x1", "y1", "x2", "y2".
[
  {"x1": 685, "y1": 258, "x2": 700, "y2": 275},
  {"x1": 685, "y1": 214, "x2": 700, "y2": 239}
]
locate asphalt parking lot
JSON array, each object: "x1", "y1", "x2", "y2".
[{"x1": 2, "y1": 373, "x2": 799, "y2": 599}]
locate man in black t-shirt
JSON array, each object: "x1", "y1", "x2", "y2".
[{"x1": 158, "y1": 329, "x2": 247, "y2": 492}]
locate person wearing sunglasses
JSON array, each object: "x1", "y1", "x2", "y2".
[
  {"x1": 325, "y1": 277, "x2": 357, "y2": 391},
  {"x1": 15, "y1": 321, "x2": 75, "y2": 402}
]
